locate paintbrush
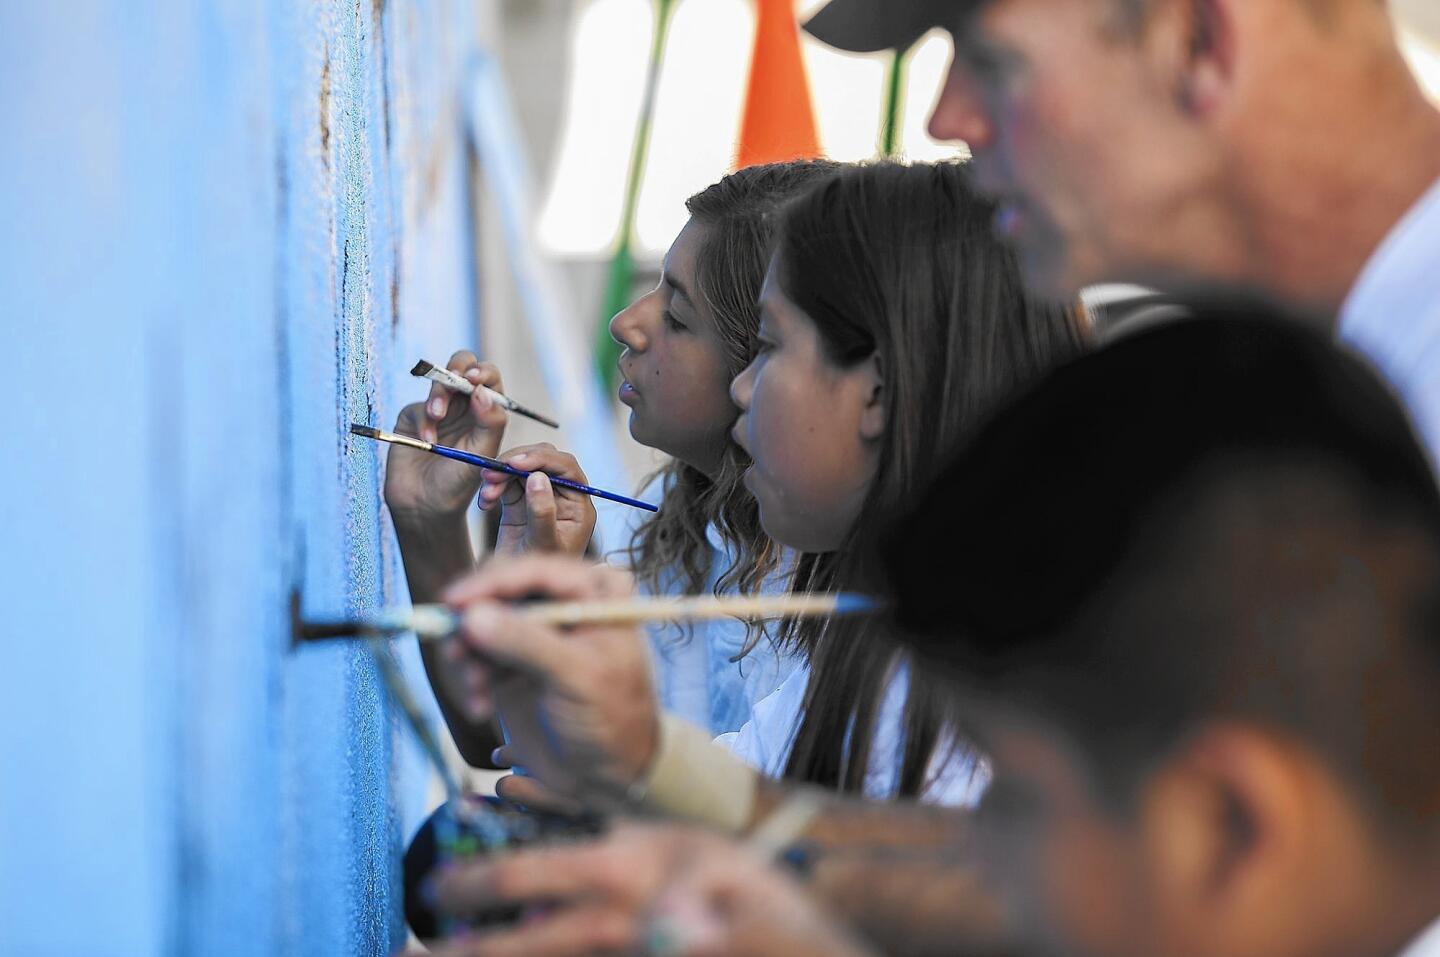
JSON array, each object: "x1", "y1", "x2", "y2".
[
  {"x1": 367, "y1": 641, "x2": 513, "y2": 846},
  {"x1": 350, "y1": 423, "x2": 658, "y2": 512},
  {"x1": 412, "y1": 359, "x2": 560, "y2": 429},
  {"x1": 295, "y1": 592, "x2": 880, "y2": 643}
]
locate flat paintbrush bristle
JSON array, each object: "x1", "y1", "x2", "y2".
[
  {"x1": 350, "y1": 423, "x2": 382, "y2": 439},
  {"x1": 410, "y1": 359, "x2": 435, "y2": 377}
]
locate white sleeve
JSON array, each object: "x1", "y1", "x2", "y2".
[
  {"x1": 862, "y1": 660, "x2": 991, "y2": 808},
  {"x1": 713, "y1": 663, "x2": 810, "y2": 776}
]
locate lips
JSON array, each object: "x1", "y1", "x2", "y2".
[
  {"x1": 616, "y1": 360, "x2": 640, "y2": 404},
  {"x1": 730, "y1": 422, "x2": 755, "y2": 470}
]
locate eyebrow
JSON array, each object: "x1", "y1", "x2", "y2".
[{"x1": 664, "y1": 272, "x2": 694, "y2": 305}]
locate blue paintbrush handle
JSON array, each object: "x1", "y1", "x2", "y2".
[{"x1": 429, "y1": 443, "x2": 659, "y2": 512}]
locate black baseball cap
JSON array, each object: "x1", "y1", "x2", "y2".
[{"x1": 803, "y1": 0, "x2": 966, "y2": 54}]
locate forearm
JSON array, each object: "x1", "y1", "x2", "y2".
[
  {"x1": 811, "y1": 847, "x2": 1009, "y2": 957},
  {"x1": 747, "y1": 782, "x2": 1009, "y2": 957},
  {"x1": 640, "y1": 725, "x2": 1009, "y2": 955},
  {"x1": 392, "y1": 511, "x2": 503, "y2": 767}
]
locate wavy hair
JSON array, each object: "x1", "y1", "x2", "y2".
[{"x1": 625, "y1": 160, "x2": 841, "y2": 644}]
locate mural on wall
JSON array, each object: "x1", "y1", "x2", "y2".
[{"x1": 1, "y1": 1, "x2": 484, "y2": 953}]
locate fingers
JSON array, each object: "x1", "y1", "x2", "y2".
[
  {"x1": 420, "y1": 351, "x2": 509, "y2": 443},
  {"x1": 478, "y1": 469, "x2": 523, "y2": 512},
  {"x1": 435, "y1": 835, "x2": 658, "y2": 916},
  {"x1": 422, "y1": 350, "x2": 479, "y2": 442},
  {"x1": 456, "y1": 603, "x2": 579, "y2": 680},
  {"x1": 524, "y1": 473, "x2": 558, "y2": 551},
  {"x1": 454, "y1": 352, "x2": 505, "y2": 397},
  {"x1": 424, "y1": 903, "x2": 639, "y2": 957},
  {"x1": 393, "y1": 400, "x2": 427, "y2": 436},
  {"x1": 503, "y1": 445, "x2": 590, "y2": 485},
  {"x1": 494, "y1": 774, "x2": 587, "y2": 816},
  {"x1": 479, "y1": 445, "x2": 582, "y2": 513},
  {"x1": 443, "y1": 554, "x2": 632, "y2": 607}
]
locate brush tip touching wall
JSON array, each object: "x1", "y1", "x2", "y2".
[{"x1": 349, "y1": 423, "x2": 383, "y2": 439}]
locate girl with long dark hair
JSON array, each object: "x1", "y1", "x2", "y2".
[
  {"x1": 384, "y1": 161, "x2": 838, "y2": 761},
  {"x1": 725, "y1": 159, "x2": 1088, "y2": 799},
  {"x1": 439, "y1": 159, "x2": 1090, "y2": 813}
]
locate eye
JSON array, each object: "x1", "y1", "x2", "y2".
[
  {"x1": 956, "y1": 41, "x2": 1021, "y2": 94},
  {"x1": 662, "y1": 309, "x2": 687, "y2": 332}
]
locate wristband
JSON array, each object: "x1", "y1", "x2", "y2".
[{"x1": 634, "y1": 713, "x2": 759, "y2": 832}]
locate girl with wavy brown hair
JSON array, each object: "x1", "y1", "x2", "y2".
[{"x1": 386, "y1": 161, "x2": 839, "y2": 761}]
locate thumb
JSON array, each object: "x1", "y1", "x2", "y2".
[{"x1": 525, "y1": 471, "x2": 559, "y2": 551}]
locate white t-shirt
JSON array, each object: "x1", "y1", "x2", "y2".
[
  {"x1": 1396, "y1": 917, "x2": 1440, "y2": 957},
  {"x1": 1339, "y1": 174, "x2": 1440, "y2": 471},
  {"x1": 611, "y1": 477, "x2": 803, "y2": 737},
  {"x1": 715, "y1": 658, "x2": 989, "y2": 807}
]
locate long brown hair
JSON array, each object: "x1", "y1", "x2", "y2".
[
  {"x1": 774, "y1": 161, "x2": 1091, "y2": 796},
  {"x1": 625, "y1": 161, "x2": 840, "y2": 635}
]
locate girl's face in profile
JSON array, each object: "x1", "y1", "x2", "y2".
[
  {"x1": 610, "y1": 219, "x2": 737, "y2": 476},
  {"x1": 729, "y1": 261, "x2": 885, "y2": 554}
]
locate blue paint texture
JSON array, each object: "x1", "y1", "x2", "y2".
[{"x1": 1, "y1": 1, "x2": 481, "y2": 953}]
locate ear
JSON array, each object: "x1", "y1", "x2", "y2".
[
  {"x1": 857, "y1": 352, "x2": 887, "y2": 441},
  {"x1": 1140, "y1": 725, "x2": 1310, "y2": 921},
  {"x1": 1174, "y1": 0, "x2": 1236, "y2": 117}
]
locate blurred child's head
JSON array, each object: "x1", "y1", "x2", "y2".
[
  {"x1": 731, "y1": 159, "x2": 1086, "y2": 554},
  {"x1": 888, "y1": 308, "x2": 1440, "y2": 957},
  {"x1": 619, "y1": 160, "x2": 838, "y2": 603}
]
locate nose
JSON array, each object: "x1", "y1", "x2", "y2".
[
  {"x1": 608, "y1": 295, "x2": 652, "y2": 353},
  {"x1": 729, "y1": 358, "x2": 756, "y2": 414},
  {"x1": 928, "y1": 54, "x2": 994, "y2": 150}
]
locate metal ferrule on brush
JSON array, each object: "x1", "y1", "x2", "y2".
[{"x1": 349, "y1": 423, "x2": 431, "y2": 453}]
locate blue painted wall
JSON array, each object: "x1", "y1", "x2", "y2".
[{"x1": 0, "y1": 1, "x2": 481, "y2": 952}]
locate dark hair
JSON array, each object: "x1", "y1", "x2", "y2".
[
  {"x1": 626, "y1": 160, "x2": 840, "y2": 633},
  {"x1": 774, "y1": 160, "x2": 1090, "y2": 796},
  {"x1": 886, "y1": 308, "x2": 1440, "y2": 820}
]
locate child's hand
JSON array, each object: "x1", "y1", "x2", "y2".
[
  {"x1": 644, "y1": 840, "x2": 877, "y2": 957},
  {"x1": 478, "y1": 444, "x2": 598, "y2": 556},
  {"x1": 442, "y1": 555, "x2": 658, "y2": 799},
  {"x1": 383, "y1": 351, "x2": 508, "y2": 523}
]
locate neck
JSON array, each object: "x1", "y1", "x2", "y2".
[{"x1": 1228, "y1": 30, "x2": 1440, "y2": 321}]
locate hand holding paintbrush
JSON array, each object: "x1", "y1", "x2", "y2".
[
  {"x1": 305, "y1": 554, "x2": 874, "y2": 806},
  {"x1": 383, "y1": 352, "x2": 511, "y2": 521},
  {"x1": 412, "y1": 357, "x2": 559, "y2": 430}
]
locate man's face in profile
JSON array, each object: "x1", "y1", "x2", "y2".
[
  {"x1": 928, "y1": 0, "x2": 1231, "y2": 298},
  {"x1": 971, "y1": 712, "x2": 1176, "y2": 957}
]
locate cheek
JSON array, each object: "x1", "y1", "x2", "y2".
[
  {"x1": 655, "y1": 341, "x2": 736, "y2": 425},
  {"x1": 747, "y1": 363, "x2": 865, "y2": 515},
  {"x1": 1036, "y1": 824, "x2": 1150, "y2": 957}
]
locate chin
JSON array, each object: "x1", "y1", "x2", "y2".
[
  {"x1": 626, "y1": 412, "x2": 652, "y2": 446},
  {"x1": 758, "y1": 510, "x2": 840, "y2": 555}
]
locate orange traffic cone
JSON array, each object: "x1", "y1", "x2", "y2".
[{"x1": 735, "y1": 0, "x2": 822, "y2": 169}]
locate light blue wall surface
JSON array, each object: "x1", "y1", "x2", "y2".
[{"x1": 0, "y1": 1, "x2": 481, "y2": 953}]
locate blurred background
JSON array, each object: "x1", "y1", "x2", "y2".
[{"x1": 0, "y1": 2, "x2": 1436, "y2": 954}]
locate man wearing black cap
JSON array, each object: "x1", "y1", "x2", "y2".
[{"x1": 806, "y1": 0, "x2": 1440, "y2": 470}]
